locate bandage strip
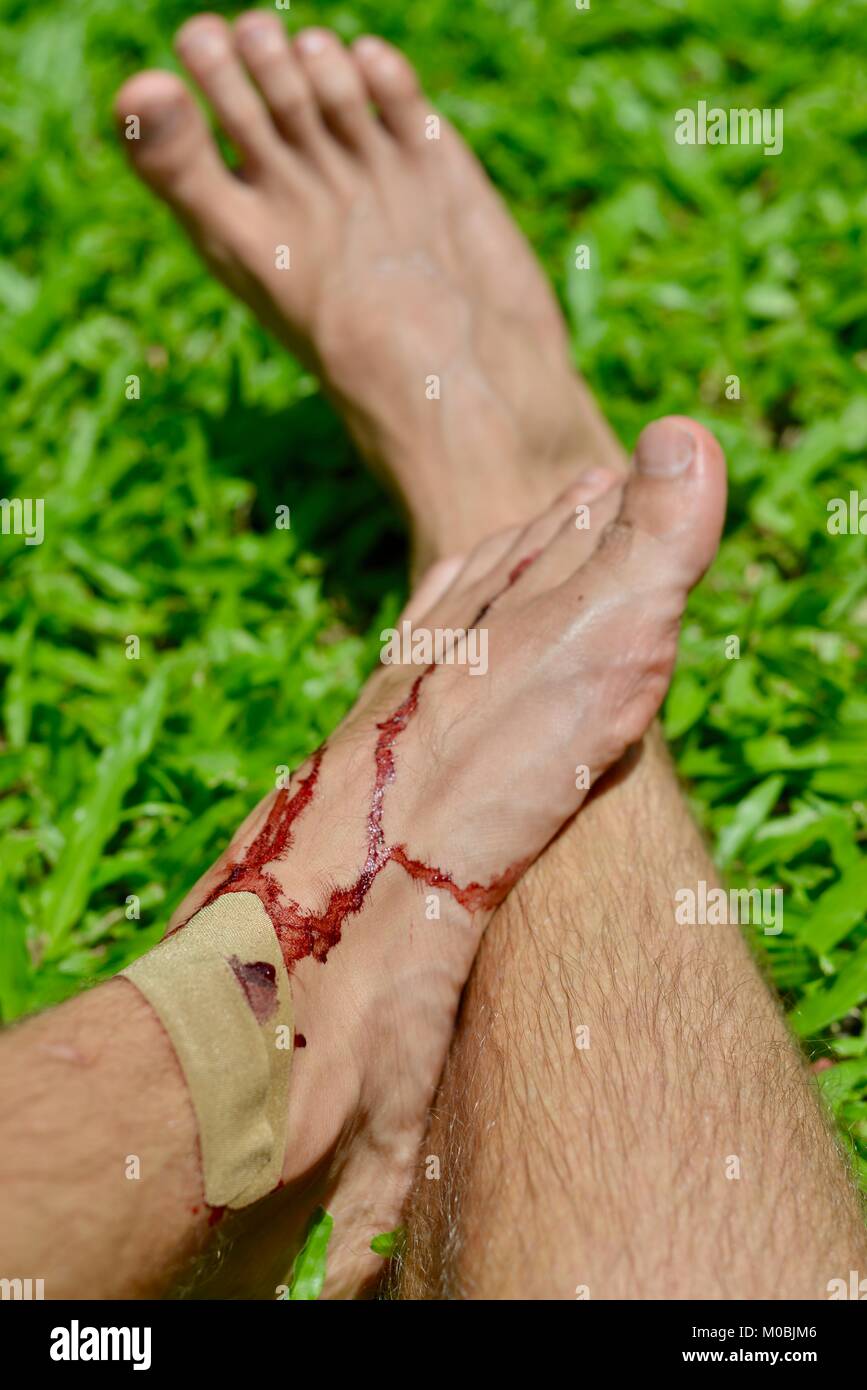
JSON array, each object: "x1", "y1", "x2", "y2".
[
  {"x1": 120, "y1": 556, "x2": 539, "y2": 1207},
  {"x1": 122, "y1": 892, "x2": 293, "y2": 1210}
]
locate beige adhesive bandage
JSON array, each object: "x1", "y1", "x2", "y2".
[{"x1": 122, "y1": 892, "x2": 293, "y2": 1210}]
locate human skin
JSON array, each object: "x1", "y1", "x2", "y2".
[
  {"x1": 114, "y1": 15, "x2": 627, "y2": 576},
  {"x1": 396, "y1": 723, "x2": 867, "y2": 1299},
  {"x1": 6, "y1": 13, "x2": 861, "y2": 1301},
  {"x1": 110, "y1": 14, "x2": 867, "y2": 1300},
  {"x1": 0, "y1": 427, "x2": 726, "y2": 1298}
]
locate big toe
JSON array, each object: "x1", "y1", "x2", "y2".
[
  {"x1": 564, "y1": 414, "x2": 726, "y2": 605},
  {"x1": 548, "y1": 417, "x2": 727, "y2": 765},
  {"x1": 625, "y1": 415, "x2": 728, "y2": 584},
  {"x1": 114, "y1": 70, "x2": 234, "y2": 216}
]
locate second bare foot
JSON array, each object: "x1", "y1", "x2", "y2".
[{"x1": 116, "y1": 13, "x2": 624, "y2": 567}]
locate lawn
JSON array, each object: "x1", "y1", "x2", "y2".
[{"x1": 1, "y1": 0, "x2": 866, "y2": 1191}]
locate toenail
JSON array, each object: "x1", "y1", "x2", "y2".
[
  {"x1": 296, "y1": 29, "x2": 330, "y2": 55},
  {"x1": 356, "y1": 38, "x2": 401, "y2": 75},
  {"x1": 635, "y1": 421, "x2": 696, "y2": 477},
  {"x1": 139, "y1": 100, "x2": 183, "y2": 143},
  {"x1": 238, "y1": 22, "x2": 283, "y2": 54},
  {"x1": 354, "y1": 36, "x2": 383, "y2": 58},
  {"x1": 181, "y1": 28, "x2": 226, "y2": 58}
]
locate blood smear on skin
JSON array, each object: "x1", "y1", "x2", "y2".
[{"x1": 190, "y1": 555, "x2": 540, "y2": 970}]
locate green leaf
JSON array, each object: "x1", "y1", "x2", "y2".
[
  {"x1": 743, "y1": 284, "x2": 799, "y2": 321},
  {"x1": 801, "y1": 858, "x2": 867, "y2": 956},
  {"x1": 791, "y1": 941, "x2": 867, "y2": 1039},
  {"x1": 663, "y1": 670, "x2": 710, "y2": 740},
  {"x1": 370, "y1": 1225, "x2": 405, "y2": 1258},
  {"x1": 816, "y1": 1057, "x2": 867, "y2": 1107},
  {"x1": 716, "y1": 775, "x2": 784, "y2": 868},
  {"x1": 38, "y1": 672, "x2": 168, "y2": 951},
  {"x1": 286, "y1": 1207, "x2": 333, "y2": 1301}
]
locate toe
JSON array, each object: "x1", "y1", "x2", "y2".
[
  {"x1": 498, "y1": 470, "x2": 623, "y2": 594},
  {"x1": 621, "y1": 416, "x2": 728, "y2": 581},
  {"x1": 566, "y1": 416, "x2": 727, "y2": 596},
  {"x1": 551, "y1": 416, "x2": 726, "y2": 602},
  {"x1": 115, "y1": 70, "x2": 238, "y2": 218},
  {"x1": 449, "y1": 525, "x2": 525, "y2": 596},
  {"x1": 175, "y1": 13, "x2": 279, "y2": 168},
  {"x1": 545, "y1": 418, "x2": 727, "y2": 767},
  {"x1": 234, "y1": 11, "x2": 324, "y2": 150},
  {"x1": 294, "y1": 28, "x2": 381, "y2": 154},
  {"x1": 401, "y1": 555, "x2": 466, "y2": 625},
  {"x1": 352, "y1": 36, "x2": 430, "y2": 146},
  {"x1": 439, "y1": 471, "x2": 622, "y2": 618}
]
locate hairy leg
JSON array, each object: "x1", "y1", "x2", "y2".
[
  {"x1": 0, "y1": 451, "x2": 727, "y2": 1300},
  {"x1": 115, "y1": 18, "x2": 867, "y2": 1297},
  {"x1": 397, "y1": 728, "x2": 867, "y2": 1299}
]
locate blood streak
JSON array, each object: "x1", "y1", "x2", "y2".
[
  {"x1": 192, "y1": 557, "x2": 538, "y2": 971},
  {"x1": 389, "y1": 844, "x2": 531, "y2": 913},
  {"x1": 507, "y1": 549, "x2": 541, "y2": 587}
]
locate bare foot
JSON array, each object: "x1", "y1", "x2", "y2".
[
  {"x1": 115, "y1": 13, "x2": 624, "y2": 569},
  {"x1": 173, "y1": 418, "x2": 726, "y2": 1296}
]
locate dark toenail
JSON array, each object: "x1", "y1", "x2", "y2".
[{"x1": 139, "y1": 100, "x2": 184, "y2": 144}]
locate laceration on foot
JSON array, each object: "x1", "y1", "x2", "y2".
[
  {"x1": 166, "y1": 424, "x2": 726, "y2": 1294},
  {"x1": 187, "y1": 555, "x2": 541, "y2": 964}
]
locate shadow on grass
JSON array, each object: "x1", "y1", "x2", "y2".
[{"x1": 203, "y1": 387, "x2": 408, "y2": 626}]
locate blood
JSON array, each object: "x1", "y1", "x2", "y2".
[
  {"x1": 389, "y1": 844, "x2": 531, "y2": 912},
  {"x1": 228, "y1": 956, "x2": 278, "y2": 1024},
  {"x1": 184, "y1": 557, "x2": 537, "y2": 973},
  {"x1": 207, "y1": 1205, "x2": 226, "y2": 1228},
  {"x1": 508, "y1": 549, "x2": 540, "y2": 586},
  {"x1": 294, "y1": 1033, "x2": 307, "y2": 1049}
]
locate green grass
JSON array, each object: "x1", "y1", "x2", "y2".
[
  {"x1": 1, "y1": 0, "x2": 866, "y2": 1190},
  {"x1": 282, "y1": 1207, "x2": 333, "y2": 1300}
]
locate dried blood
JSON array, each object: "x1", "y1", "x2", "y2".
[
  {"x1": 228, "y1": 956, "x2": 278, "y2": 1024},
  {"x1": 185, "y1": 560, "x2": 536, "y2": 971}
]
